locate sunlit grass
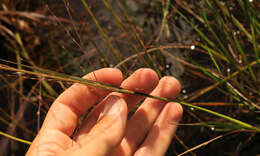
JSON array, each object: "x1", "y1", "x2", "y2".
[{"x1": 0, "y1": 0, "x2": 259, "y2": 155}]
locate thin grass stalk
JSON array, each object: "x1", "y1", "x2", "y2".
[
  {"x1": 179, "y1": 101, "x2": 257, "y2": 131},
  {"x1": 231, "y1": 15, "x2": 252, "y2": 42},
  {"x1": 233, "y1": 34, "x2": 256, "y2": 82},
  {"x1": 178, "y1": 132, "x2": 233, "y2": 156},
  {"x1": 174, "y1": 4, "x2": 236, "y2": 74},
  {"x1": 208, "y1": 0, "x2": 247, "y2": 70},
  {"x1": 226, "y1": 83, "x2": 260, "y2": 110},
  {"x1": 175, "y1": 135, "x2": 197, "y2": 156},
  {"x1": 174, "y1": 5, "x2": 216, "y2": 49},
  {"x1": 190, "y1": 63, "x2": 253, "y2": 108},
  {"x1": 0, "y1": 130, "x2": 31, "y2": 145},
  {"x1": 115, "y1": 47, "x2": 258, "y2": 108},
  {"x1": 157, "y1": 0, "x2": 170, "y2": 41},
  {"x1": 15, "y1": 33, "x2": 57, "y2": 96},
  {"x1": 203, "y1": 45, "x2": 222, "y2": 74},
  {"x1": 0, "y1": 62, "x2": 259, "y2": 131},
  {"x1": 15, "y1": 49, "x2": 23, "y2": 102},
  {"x1": 202, "y1": 0, "x2": 229, "y2": 55},
  {"x1": 0, "y1": 115, "x2": 35, "y2": 136},
  {"x1": 15, "y1": 33, "x2": 35, "y2": 67},
  {"x1": 198, "y1": 43, "x2": 229, "y2": 62},
  {"x1": 184, "y1": 59, "x2": 260, "y2": 103},
  {"x1": 189, "y1": 59, "x2": 220, "y2": 82},
  {"x1": 63, "y1": 0, "x2": 83, "y2": 46},
  {"x1": 231, "y1": 70, "x2": 255, "y2": 94},
  {"x1": 229, "y1": 75, "x2": 248, "y2": 96},
  {"x1": 115, "y1": 44, "x2": 223, "y2": 68},
  {"x1": 0, "y1": 74, "x2": 47, "y2": 113},
  {"x1": 250, "y1": 23, "x2": 260, "y2": 62},
  {"x1": 175, "y1": 0, "x2": 205, "y2": 24},
  {"x1": 114, "y1": 0, "x2": 162, "y2": 78},
  {"x1": 101, "y1": 0, "x2": 150, "y2": 68},
  {"x1": 174, "y1": 1, "x2": 258, "y2": 97},
  {"x1": 80, "y1": 0, "x2": 128, "y2": 72}
]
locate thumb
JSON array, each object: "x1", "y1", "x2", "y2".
[{"x1": 65, "y1": 95, "x2": 128, "y2": 156}]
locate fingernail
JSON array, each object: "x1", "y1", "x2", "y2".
[{"x1": 100, "y1": 95, "x2": 122, "y2": 118}]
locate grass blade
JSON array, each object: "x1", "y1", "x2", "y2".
[
  {"x1": 80, "y1": 0, "x2": 127, "y2": 72},
  {"x1": 0, "y1": 130, "x2": 31, "y2": 145},
  {"x1": 0, "y1": 62, "x2": 259, "y2": 132}
]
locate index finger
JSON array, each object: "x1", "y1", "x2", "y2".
[{"x1": 40, "y1": 68, "x2": 123, "y2": 136}]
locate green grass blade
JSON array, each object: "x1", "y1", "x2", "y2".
[
  {"x1": 80, "y1": 0, "x2": 127, "y2": 72},
  {"x1": 175, "y1": 8, "x2": 215, "y2": 49},
  {"x1": 0, "y1": 130, "x2": 31, "y2": 145},
  {"x1": 158, "y1": 0, "x2": 170, "y2": 41},
  {"x1": 233, "y1": 34, "x2": 256, "y2": 82},
  {"x1": 202, "y1": 0, "x2": 230, "y2": 56},
  {"x1": 251, "y1": 22, "x2": 260, "y2": 60},
  {"x1": 0, "y1": 62, "x2": 259, "y2": 132},
  {"x1": 198, "y1": 43, "x2": 229, "y2": 62},
  {"x1": 101, "y1": 0, "x2": 150, "y2": 68},
  {"x1": 231, "y1": 15, "x2": 252, "y2": 42},
  {"x1": 15, "y1": 33, "x2": 57, "y2": 96},
  {"x1": 186, "y1": 59, "x2": 260, "y2": 102},
  {"x1": 114, "y1": 0, "x2": 162, "y2": 77},
  {"x1": 200, "y1": 44, "x2": 222, "y2": 73},
  {"x1": 190, "y1": 59, "x2": 220, "y2": 82},
  {"x1": 180, "y1": 101, "x2": 258, "y2": 131}
]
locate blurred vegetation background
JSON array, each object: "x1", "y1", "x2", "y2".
[{"x1": 0, "y1": 0, "x2": 260, "y2": 155}]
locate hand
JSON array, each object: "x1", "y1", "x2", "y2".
[{"x1": 26, "y1": 68, "x2": 183, "y2": 156}]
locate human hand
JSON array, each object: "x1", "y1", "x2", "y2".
[{"x1": 26, "y1": 68, "x2": 183, "y2": 156}]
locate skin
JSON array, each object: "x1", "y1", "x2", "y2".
[{"x1": 26, "y1": 68, "x2": 183, "y2": 156}]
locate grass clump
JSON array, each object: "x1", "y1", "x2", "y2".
[{"x1": 0, "y1": 0, "x2": 259, "y2": 155}]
